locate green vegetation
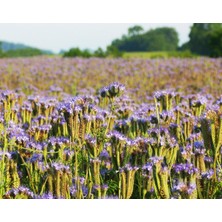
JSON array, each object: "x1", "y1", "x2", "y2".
[
  {"x1": 63, "y1": 48, "x2": 92, "y2": 58},
  {"x1": 110, "y1": 26, "x2": 179, "y2": 52},
  {"x1": 3, "y1": 48, "x2": 43, "y2": 58},
  {"x1": 1, "y1": 23, "x2": 222, "y2": 59},
  {"x1": 1, "y1": 40, "x2": 32, "y2": 51},
  {"x1": 63, "y1": 24, "x2": 222, "y2": 59},
  {"x1": 111, "y1": 24, "x2": 222, "y2": 58},
  {"x1": 0, "y1": 42, "x2": 4, "y2": 58},
  {"x1": 0, "y1": 40, "x2": 53, "y2": 58},
  {"x1": 180, "y1": 23, "x2": 222, "y2": 57},
  {"x1": 63, "y1": 46, "x2": 123, "y2": 58},
  {"x1": 123, "y1": 50, "x2": 196, "y2": 59}
]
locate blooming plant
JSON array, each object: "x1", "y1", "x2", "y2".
[{"x1": 0, "y1": 57, "x2": 222, "y2": 199}]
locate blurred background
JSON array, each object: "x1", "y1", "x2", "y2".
[{"x1": 1, "y1": 23, "x2": 222, "y2": 59}]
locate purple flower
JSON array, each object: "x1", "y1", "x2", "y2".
[
  {"x1": 204, "y1": 156, "x2": 213, "y2": 163},
  {"x1": 119, "y1": 164, "x2": 139, "y2": 173},
  {"x1": 187, "y1": 183, "x2": 196, "y2": 195},
  {"x1": 99, "y1": 86, "x2": 109, "y2": 98},
  {"x1": 173, "y1": 182, "x2": 196, "y2": 195},
  {"x1": 6, "y1": 186, "x2": 34, "y2": 198},
  {"x1": 149, "y1": 156, "x2": 163, "y2": 165},
  {"x1": 154, "y1": 90, "x2": 175, "y2": 100},
  {"x1": 99, "y1": 149, "x2": 110, "y2": 159},
  {"x1": 201, "y1": 169, "x2": 214, "y2": 179},
  {"x1": 160, "y1": 110, "x2": 175, "y2": 121},
  {"x1": 85, "y1": 134, "x2": 97, "y2": 147},
  {"x1": 63, "y1": 149, "x2": 74, "y2": 157},
  {"x1": 49, "y1": 85, "x2": 63, "y2": 93},
  {"x1": 99, "y1": 82, "x2": 125, "y2": 98},
  {"x1": 100, "y1": 169, "x2": 108, "y2": 176},
  {"x1": 93, "y1": 184, "x2": 101, "y2": 190},
  {"x1": 51, "y1": 162, "x2": 70, "y2": 172},
  {"x1": 142, "y1": 162, "x2": 153, "y2": 171},
  {"x1": 83, "y1": 114, "x2": 91, "y2": 122},
  {"x1": 216, "y1": 97, "x2": 222, "y2": 106},
  {"x1": 194, "y1": 141, "x2": 205, "y2": 155},
  {"x1": 107, "y1": 131, "x2": 127, "y2": 142},
  {"x1": 28, "y1": 153, "x2": 43, "y2": 163},
  {"x1": 39, "y1": 192, "x2": 54, "y2": 199},
  {"x1": 194, "y1": 141, "x2": 204, "y2": 149},
  {"x1": 49, "y1": 137, "x2": 69, "y2": 146},
  {"x1": 101, "y1": 184, "x2": 109, "y2": 190},
  {"x1": 173, "y1": 163, "x2": 199, "y2": 175},
  {"x1": 37, "y1": 161, "x2": 49, "y2": 172},
  {"x1": 70, "y1": 186, "x2": 77, "y2": 196}
]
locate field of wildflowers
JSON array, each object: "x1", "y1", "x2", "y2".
[{"x1": 0, "y1": 56, "x2": 222, "y2": 199}]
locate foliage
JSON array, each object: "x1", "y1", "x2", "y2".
[
  {"x1": 93, "y1": 47, "x2": 107, "y2": 58},
  {"x1": 106, "y1": 46, "x2": 123, "y2": 58},
  {"x1": 128, "y1": 25, "x2": 144, "y2": 37},
  {"x1": 0, "y1": 40, "x2": 53, "y2": 55},
  {"x1": 0, "y1": 42, "x2": 5, "y2": 58},
  {"x1": 187, "y1": 23, "x2": 222, "y2": 57},
  {"x1": 110, "y1": 27, "x2": 179, "y2": 52},
  {"x1": 123, "y1": 50, "x2": 196, "y2": 59},
  {"x1": 63, "y1": 47, "x2": 88, "y2": 58},
  {"x1": 63, "y1": 46, "x2": 122, "y2": 58},
  {"x1": 3, "y1": 48, "x2": 43, "y2": 58},
  {"x1": 1, "y1": 40, "x2": 34, "y2": 51}
]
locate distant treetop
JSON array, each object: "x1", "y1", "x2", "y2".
[{"x1": 109, "y1": 26, "x2": 179, "y2": 52}]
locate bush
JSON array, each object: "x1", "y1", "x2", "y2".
[
  {"x1": 106, "y1": 46, "x2": 123, "y2": 58},
  {"x1": 63, "y1": 46, "x2": 123, "y2": 58},
  {"x1": 63, "y1": 48, "x2": 84, "y2": 57},
  {"x1": 167, "y1": 50, "x2": 197, "y2": 58},
  {"x1": 93, "y1": 48, "x2": 107, "y2": 58}
]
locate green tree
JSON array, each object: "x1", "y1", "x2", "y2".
[
  {"x1": 207, "y1": 28, "x2": 222, "y2": 57},
  {"x1": 128, "y1": 25, "x2": 144, "y2": 37},
  {"x1": 0, "y1": 41, "x2": 3, "y2": 58},
  {"x1": 143, "y1": 27, "x2": 179, "y2": 51},
  {"x1": 63, "y1": 47, "x2": 83, "y2": 57},
  {"x1": 188, "y1": 23, "x2": 222, "y2": 57},
  {"x1": 4, "y1": 48, "x2": 43, "y2": 57},
  {"x1": 94, "y1": 47, "x2": 107, "y2": 58},
  {"x1": 111, "y1": 27, "x2": 179, "y2": 52},
  {"x1": 106, "y1": 45, "x2": 123, "y2": 58}
]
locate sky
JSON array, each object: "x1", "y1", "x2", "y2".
[{"x1": 0, "y1": 23, "x2": 192, "y2": 53}]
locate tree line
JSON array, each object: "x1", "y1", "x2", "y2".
[
  {"x1": 63, "y1": 23, "x2": 222, "y2": 58},
  {"x1": 0, "y1": 42, "x2": 44, "y2": 58},
  {"x1": 1, "y1": 24, "x2": 222, "y2": 58}
]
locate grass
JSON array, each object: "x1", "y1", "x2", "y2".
[{"x1": 123, "y1": 50, "x2": 197, "y2": 59}]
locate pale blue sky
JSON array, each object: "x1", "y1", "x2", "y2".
[{"x1": 0, "y1": 23, "x2": 192, "y2": 53}]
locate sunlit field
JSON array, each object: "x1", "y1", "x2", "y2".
[
  {"x1": 0, "y1": 56, "x2": 222, "y2": 199},
  {"x1": 123, "y1": 51, "x2": 195, "y2": 59}
]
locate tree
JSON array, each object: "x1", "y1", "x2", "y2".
[
  {"x1": 94, "y1": 47, "x2": 107, "y2": 58},
  {"x1": 106, "y1": 45, "x2": 123, "y2": 58},
  {"x1": 207, "y1": 28, "x2": 222, "y2": 57},
  {"x1": 111, "y1": 27, "x2": 179, "y2": 52},
  {"x1": 128, "y1": 25, "x2": 144, "y2": 37},
  {"x1": 5, "y1": 48, "x2": 43, "y2": 57},
  {"x1": 143, "y1": 27, "x2": 179, "y2": 51},
  {"x1": 188, "y1": 23, "x2": 222, "y2": 57},
  {"x1": 0, "y1": 41, "x2": 4, "y2": 58},
  {"x1": 63, "y1": 47, "x2": 86, "y2": 57}
]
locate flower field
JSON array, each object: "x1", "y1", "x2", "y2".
[{"x1": 0, "y1": 56, "x2": 222, "y2": 199}]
